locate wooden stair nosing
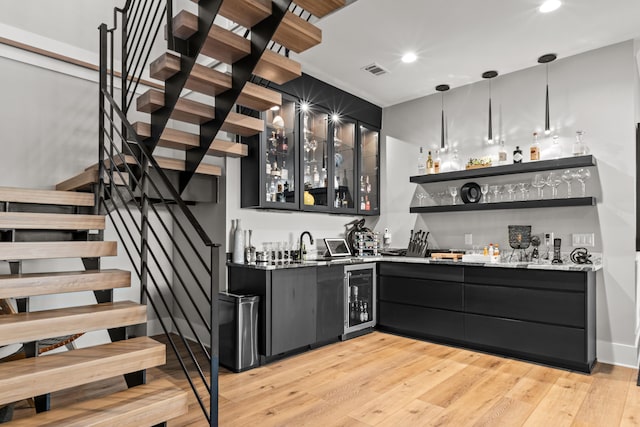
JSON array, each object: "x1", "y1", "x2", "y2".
[
  {"x1": 87, "y1": 153, "x2": 222, "y2": 177},
  {"x1": 272, "y1": 11, "x2": 323, "y2": 54},
  {"x1": 55, "y1": 170, "x2": 128, "y2": 192},
  {"x1": 0, "y1": 337, "x2": 166, "y2": 407},
  {"x1": 0, "y1": 212, "x2": 105, "y2": 231},
  {"x1": 0, "y1": 301, "x2": 147, "y2": 347},
  {"x1": 0, "y1": 187, "x2": 94, "y2": 207},
  {"x1": 151, "y1": 53, "x2": 281, "y2": 110},
  {"x1": 191, "y1": 0, "x2": 272, "y2": 29},
  {"x1": 133, "y1": 122, "x2": 248, "y2": 158},
  {"x1": 0, "y1": 241, "x2": 118, "y2": 261},
  {"x1": 4, "y1": 379, "x2": 188, "y2": 427},
  {"x1": 0, "y1": 269, "x2": 131, "y2": 299},
  {"x1": 137, "y1": 89, "x2": 264, "y2": 135},
  {"x1": 294, "y1": 0, "x2": 346, "y2": 17}
]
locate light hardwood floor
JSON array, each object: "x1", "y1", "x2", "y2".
[{"x1": 12, "y1": 332, "x2": 640, "y2": 426}]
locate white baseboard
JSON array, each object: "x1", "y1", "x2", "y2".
[{"x1": 597, "y1": 339, "x2": 638, "y2": 368}]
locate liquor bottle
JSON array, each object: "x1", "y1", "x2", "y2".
[
  {"x1": 363, "y1": 302, "x2": 369, "y2": 322},
  {"x1": 513, "y1": 146, "x2": 523, "y2": 163},
  {"x1": 426, "y1": 151, "x2": 434, "y2": 174},
  {"x1": 280, "y1": 160, "x2": 288, "y2": 180},
  {"x1": 360, "y1": 176, "x2": 365, "y2": 194},
  {"x1": 365, "y1": 195, "x2": 371, "y2": 211},
  {"x1": 573, "y1": 130, "x2": 586, "y2": 156},
  {"x1": 341, "y1": 192, "x2": 349, "y2": 208},
  {"x1": 312, "y1": 165, "x2": 320, "y2": 187},
  {"x1": 359, "y1": 301, "x2": 365, "y2": 322},
  {"x1": 498, "y1": 140, "x2": 507, "y2": 165},
  {"x1": 434, "y1": 150, "x2": 441, "y2": 174},
  {"x1": 530, "y1": 132, "x2": 540, "y2": 161},
  {"x1": 360, "y1": 196, "x2": 365, "y2": 210},
  {"x1": 271, "y1": 161, "x2": 281, "y2": 177},
  {"x1": 269, "y1": 180, "x2": 277, "y2": 202},
  {"x1": 417, "y1": 147, "x2": 426, "y2": 175},
  {"x1": 366, "y1": 175, "x2": 371, "y2": 193},
  {"x1": 334, "y1": 192, "x2": 341, "y2": 208}
]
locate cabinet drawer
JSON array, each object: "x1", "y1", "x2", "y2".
[
  {"x1": 378, "y1": 301, "x2": 464, "y2": 341},
  {"x1": 379, "y1": 276, "x2": 462, "y2": 311},
  {"x1": 378, "y1": 262, "x2": 463, "y2": 282},
  {"x1": 465, "y1": 313, "x2": 586, "y2": 365},
  {"x1": 464, "y1": 266, "x2": 586, "y2": 292},
  {"x1": 465, "y1": 284, "x2": 585, "y2": 328}
]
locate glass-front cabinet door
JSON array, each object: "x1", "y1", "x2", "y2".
[
  {"x1": 263, "y1": 97, "x2": 298, "y2": 208},
  {"x1": 301, "y1": 108, "x2": 329, "y2": 210},
  {"x1": 358, "y1": 124, "x2": 380, "y2": 215},
  {"x1": 331, "y1": 118, "x2": 357, "y2": 213}
]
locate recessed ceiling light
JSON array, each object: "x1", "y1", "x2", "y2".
[
  {"x1": 331, "y1": 113, "x2": 340, "y2": 122},
  {"x1": 270, "y1": 105, "x2": 280, "y2": 111},
  {"x1": 401, "y1": 52, "x2": 417, "y2": 63},
  {"x1": 300, "y1": 102, "x2": 310, "y2": 112},
  {"x1": 539, "y1": 0, "x2": 561, "y2": 13}
]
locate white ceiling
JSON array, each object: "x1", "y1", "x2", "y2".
[{"x1": 294, "y1": 0, "x2": 640, "y2": 108}]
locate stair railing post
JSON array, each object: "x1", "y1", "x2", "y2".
[
  {"x1": 98, "y1": 24, "x2": 107, "y2": 215},
  {"x1": 210, "y1": 245, "x2": 219, "y2": 426}
]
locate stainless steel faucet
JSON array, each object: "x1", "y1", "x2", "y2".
[{"x1": 299, "y1": 231, "x2": 314, "y2": 260}]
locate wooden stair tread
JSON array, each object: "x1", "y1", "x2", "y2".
[
  {"x1": 0, "y1": 187, "x2": 94, "y2": 207},
  {"x1": 86, "y1": 154, "x2": 222, "y2": 177},
  {"x1": 0, "y1": 269, "x2": 131, "y2": 299},
  {"x1": 191, "y1": 0, "x2": 272, "y2": 29},
  {"x1": 4, "y1": 378, "x2": 187, "y2": 427},
  {"x1": 0, "y1": 241, "x2": 117, "y2": 261},
  {"x1": 137, "y1": 89, "x2": 264, "y2": 136},
  {"x1": 150, "y1": 53, "x2": 281, "y2": 110},
  {"x1": 0, "y1": 337, "x2": 165, "y2": 407},
  {"x1": 255, "y1": 49, "x2": 302, "y2": 85},
  {"x1": 294, "y1": 0, "x2": 346, "y2": 17},
  {"x1": 0, "y1": 301, "x2": 146, "y2": 347},
  {"x1": 55, "y1": 169, "x2": 129, "y2": 192},
  {"x1": 133, "y1": 122, "x2": 248, "y2": 158},
  {"x1": 273, "y1": 11, "x2": 322, "y2": 54},
  {"x1": 0, "y1": 212, "x2": 105, "y2": 231}
]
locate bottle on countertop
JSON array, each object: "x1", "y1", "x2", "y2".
[
  {"x1": 434, "y1": 150, "x2": 441, "y2": 174},
  {"x1": 426, "y1": 151, "x2": 434, "y2": 174},
  {"x1": 417, "y1": 147, "x2": 426, "y2": 175},
  {"x1": 488, "y1": 243, "x2": 494, "y2": 256},
  {"x1": 383, "y1": 228, "x2": 391, "y2": 248},
  {"x1": 232, "y1": 219, "x2": 245, "y2": 264},
  {"x1": 498, "y1": 140, "x2": 507, "y2": 165},
  {"x1": 530, "y1": 132, "x2": 540, "y2": 161},
  {"x1": 513, "y1": 146, "x2": 523, "y2": 163},
  {"x1": 494, "y1": 244, "x2": 500, "y2": 257}
]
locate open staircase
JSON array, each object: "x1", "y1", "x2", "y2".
[
  {"x1": 0, "y1": 0, "x2": 347, "y2": 425},
  {"x1": 0, "y1": 187, "x2": 187, "y2": 426}
]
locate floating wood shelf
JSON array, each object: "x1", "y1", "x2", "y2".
[
  {"x1": 410, "y1": 155, "x2": 596, "y2": 184},
  {"x1": 410, "y1": 197, "x2": 596, "y2": 214}
]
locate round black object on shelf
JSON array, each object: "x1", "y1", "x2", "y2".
[{"x1": 460, "y1": 182, "x2": 482, "y2": 203}]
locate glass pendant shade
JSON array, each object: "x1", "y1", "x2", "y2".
[
  {"x1": 538, "y1": 53, "x2": 557, "y2": 135},
  {"x1": 435, "y1": 84, "x2": 450, "y2": 151},
  {"x1": 482, "y1": 71, "x2": 498, "y2": 144}
]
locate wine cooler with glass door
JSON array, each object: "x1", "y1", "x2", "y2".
[{"x1": 342, "y1": 263, "x2": 376, "y2": 339}]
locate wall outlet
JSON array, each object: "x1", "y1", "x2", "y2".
[
  {"x1": 572, "y1": 233, "x2": 595, "y2": 247},
  {"x1": 465, "y1": 233, "x2": 473, "y2": 245}
]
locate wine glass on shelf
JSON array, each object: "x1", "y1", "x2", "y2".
[
  {"x1": 532, "y1": 174, "x2": 546, "y2": 199},
  {"x1": 547, "y1": 172, "x2": 562, "y2": 199},
  {"x1": 490, "y1": 185, "x2": 501, "y2": 203},
  {"x1": 518, "y1": 182, "x2": 530, "y2": 200},
  {"x1": 415, "y1": 189, "x2": 427, "y2": 207},
  {"x1": 480, "y1": 184, "x2": 489, "y2": 203},
  {"x1": 561, "y1": 169, "x2": 574, "y2": 198},
  {"x1": 448, "y1": 186, "x2": 458, "y2": 205},
  {"x1": 573, "y1": 168, "x2": 591, "y2": 197},
  {"x1": 504, "y1": 183, "x2": 516, "y2": 202}
]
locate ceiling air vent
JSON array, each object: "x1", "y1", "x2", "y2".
[{"x1": 361, "y1": 63, "x2": 389, "y2": 77}]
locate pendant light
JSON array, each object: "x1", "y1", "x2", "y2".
[
  {"x1": 435, "y1": 84, "x2": 450, "y2": 151},
  {"x1": 538, "y1": 53, "x2": 557, "y2": 135},
  {"x1": 482, "y1": 71, "x2": 498, "y2": 144}
]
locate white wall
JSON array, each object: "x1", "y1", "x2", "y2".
[{"x1": 380, "y1": 41, "x2": 638, "y2": 367}]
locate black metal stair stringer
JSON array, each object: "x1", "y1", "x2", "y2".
[
  {"x1": 148, "y1": 0, "x2": 223, "y2": 154},
  {"x1": 180, "y1": 0, "x2": 294, "y2": 193}
]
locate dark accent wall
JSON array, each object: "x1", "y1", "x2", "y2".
[{"x1": 271, "y1": 73, "x2": 382, "y2": 129}]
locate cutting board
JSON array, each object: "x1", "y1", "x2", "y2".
[{"x1": 431, "y1": 253, "x2": 463, "y2": 260}]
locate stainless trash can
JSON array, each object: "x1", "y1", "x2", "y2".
[{"x1": 219, "y1": 292, "x2": 260, "y2": 372}]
